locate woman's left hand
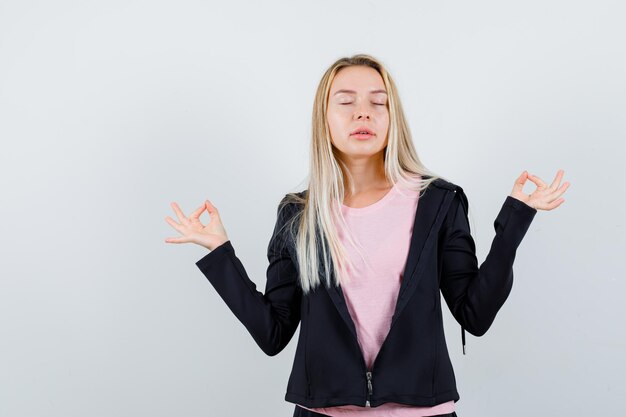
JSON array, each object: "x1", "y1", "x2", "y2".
[{"x1": 510, "y1": 169, "x2": 570, "y2": 211}]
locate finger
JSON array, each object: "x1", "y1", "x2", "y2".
[
  {"x1": 170, "y1": 202, "x2": 189, "y2": 224},
  {"x1": 164, "y1": 236, "x2": 190, "y2": 244},
  {"x1": 546, "y1": 181, "x2": 571, "y2": 201},
  {"x1": 513, "y1": 171, "x2": 528, "y2": 189},
  {"x1": 205, "y1": 200, "x2": 220, "y2": 219},
  {"x1": 164, "y1": 216, "x2": 185, "y2": 234},
  {"x1": 549, "y1": 169, "x2": 564, "y2": 190},
  {"x1": 189, "y1": 203, "x2": 207, "y2": 221},
  {"x1": 546, "y1": 197, "x2": 565, "y2": 210},
  {"x1": 528, "y1": 173, "x2": 547, "y2": 188}
]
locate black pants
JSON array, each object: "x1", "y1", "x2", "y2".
[{"x1": 292, "y1": 405, "x2": 457, "y2": 417}]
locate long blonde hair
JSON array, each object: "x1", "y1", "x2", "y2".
[{"x1": 281, "y1": 54, "x2": 448, "y2": 296}]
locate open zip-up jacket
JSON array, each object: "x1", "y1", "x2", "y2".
[{"x1": 195, "y1": 176, "x2": 537, "y2": 408}]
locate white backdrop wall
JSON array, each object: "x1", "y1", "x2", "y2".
[{"x1": 1, "y1": 1, "x2": 624, "y2": 416}]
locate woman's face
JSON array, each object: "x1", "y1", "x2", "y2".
[{"x1": 326, "y1": 65, "x2": 390, "y2": 161}]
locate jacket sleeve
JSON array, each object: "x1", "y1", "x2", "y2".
[
  {"x1": 439, "y1": 188, "x2": 537, "y2": 343},
  {"x1": 195, "y1": 195, "x2": 302, "y2": 356}
]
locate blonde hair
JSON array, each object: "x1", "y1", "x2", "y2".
[{"x1": 281, "y1": 54, "x2": 448, "y2": 296}]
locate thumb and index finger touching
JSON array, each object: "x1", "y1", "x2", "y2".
[
  {"x1": 164, "y1": 199, "x2": 221, "y2": 243},
  {"x1": 167, "y1": 200, "x2": 219, "y2": 223},
  {"x1": 513, "y1": 170, "x2": 531, "y2": 194}
]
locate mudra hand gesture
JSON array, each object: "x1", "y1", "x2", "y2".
[
  {"x1": 164, "y1": 200, "x2": 229, "y2": 251},
  {"x1": 510, "y1": 169, "x2": 570, "y2": 211}
]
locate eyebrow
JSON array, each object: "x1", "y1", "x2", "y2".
[{"x1": 332, "y1": 89, "x2": 388, "y2": 96}]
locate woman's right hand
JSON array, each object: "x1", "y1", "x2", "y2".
[{"x1": 164, "y1": 200, "x2": 229, "y2": 251}]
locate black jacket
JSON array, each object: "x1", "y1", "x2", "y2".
[{"x1": 195, "y1": 177, "x2": 537, "y2": 408}]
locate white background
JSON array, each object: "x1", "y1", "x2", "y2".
[{"x1": 1, "y1": 0, "x2": 624, "y2": 416}]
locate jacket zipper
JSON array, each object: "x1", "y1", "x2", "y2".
[
  {"x1": 343, "y1": 187, "x2": 462, "y2": 407},
  {"x1": 365, "y1": 371, "x2": 373, "y2": 407},
  {"x1": 462, "y1": 326, "x2": 466, "y2": 355},
  {"x1": 306, "y1": 298, "x2": 312, "y2": 397},
  {"x1": 352, "y1": 294, "x2": 374, "y2": 407}
]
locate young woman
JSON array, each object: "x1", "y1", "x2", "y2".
[{"x1": 165, "y1": 54, "x2": 569, "y2": 417}]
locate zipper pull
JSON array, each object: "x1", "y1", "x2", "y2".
[{"x1": 365, "y1": 371, "x2": 373, "y2": 407}]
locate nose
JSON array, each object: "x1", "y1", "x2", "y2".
[
  {"x1": 352, "y1": 98, "x2": 372, "y2": 120},
  {"x1": 354, "y1": 111, "x2": 371, "y2": 120}
]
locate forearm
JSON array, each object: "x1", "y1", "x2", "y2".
[
  {"x1": 441, "y1": 195, "x2": 537, "y2": 336},
  {"x1": 196, "y1": 239, "x2": 302, "y2": 356}
]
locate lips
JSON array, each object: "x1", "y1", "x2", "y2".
[{"x1": 351, "y1": 127, "x2": 375, "y2": 135}]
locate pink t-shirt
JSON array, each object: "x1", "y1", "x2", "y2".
[{"x1": 297, "y1": 177, "x2": 455, "y2": 416}]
